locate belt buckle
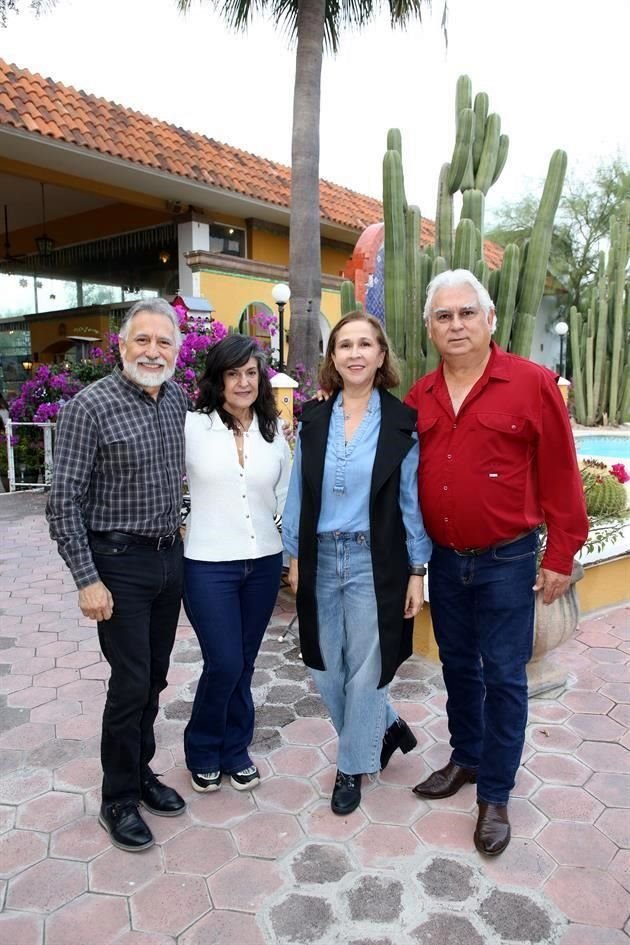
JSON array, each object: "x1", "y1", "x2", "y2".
[{"x1": 157, "y1": 534, "x2": 175, "y2": 551}]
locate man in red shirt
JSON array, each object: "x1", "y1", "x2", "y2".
[{"x1": 406, "y1": 269, "x2": 588, "y2": 856}]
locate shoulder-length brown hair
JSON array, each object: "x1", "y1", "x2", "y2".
[{"x1": 319, "y1": 311, "x2": 400, "y2": 393}]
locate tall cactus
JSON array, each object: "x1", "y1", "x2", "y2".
[
  {"x1": 435, "y1": 163, "x2": 453, "y2": 265},
  {"x1": 495, "y1": 243, "x2": 520, "y2": 349},
  {"x1": 563, "y1": 202, "x2": 629, "y2": 425},
  {"x1": 516, "y1": 150, "x2": 567, "y2": 318},
  {"x1": 366, "y1": 75, "x2": 568, "y2": 383},
  {"x1": 340, "y1": 280, "x2": 357, "y2": 316},
  {"x1": 608, "y1": 199, "x2": 629, "y2": 422},
  {"x1": 383, "y1": 148, "x2": 406, "y2": 362}
]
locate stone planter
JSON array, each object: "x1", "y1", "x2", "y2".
[{"x1": 527, "y1": 559, "x2": 584, "y2": 697}]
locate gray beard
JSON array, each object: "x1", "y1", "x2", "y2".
[{"x1": 122, "y1": 358, "x2": 175, "y2": 389}]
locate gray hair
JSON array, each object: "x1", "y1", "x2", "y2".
[
  {"x1": 119, "y1": 298, "x2": 182, "y2": 348},
  {"x1": 424, "y1": 269, "x2": 496, "y2": 333}
]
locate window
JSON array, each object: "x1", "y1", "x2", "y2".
[{"x1": 209, "y1": 224, "x2": 245, "y2": 257}]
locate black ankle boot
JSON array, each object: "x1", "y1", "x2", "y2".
[
  {"x1": 381, "y1": 717, "x2": 418, "y2": 770},
  {"x1": 331, "y1": 770, "x2": 362, "y2": 815}
]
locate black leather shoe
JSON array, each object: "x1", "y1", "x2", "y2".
[
  {"x1": 140, "y1": 772, "x2": 186, "y2": 817},
  {"x1": 331, "y1": 771, "x2": 362, "y2": 816},
  {"x1": 99, "y1": 802, "x2": 154, "y2": 852},
  {"x1": 412, "y1": 760, "x2": 477, "y2": 799},
  {"x1": 381, "y1": 717, "x2": 418, "y2": 770},
  {"x1": 474, "y1": 802, "x2": 511, "y2": 856}
]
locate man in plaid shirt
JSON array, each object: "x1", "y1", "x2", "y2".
[{"x1": 47, "y1": 299, "x2": 188, "y2": 852}]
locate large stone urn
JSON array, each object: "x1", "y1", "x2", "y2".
[{"x1": 527, "y1": 559, "x2": 584, "y2": 697}]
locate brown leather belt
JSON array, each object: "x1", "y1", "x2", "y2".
[{"x1": 451, "y1": 528, "x2": 539, "y2": 557}]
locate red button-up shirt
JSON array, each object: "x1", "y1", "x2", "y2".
[{"x1": 404, "y1": 343, "x2": 588, "y2": 575}]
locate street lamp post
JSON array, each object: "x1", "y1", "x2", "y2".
[
  {"x1": 271, "y1": 282, "x2": 291, "y2": 372},
  {"x1": 554, "y1": 320, "x2": 569, "y2": 377}
]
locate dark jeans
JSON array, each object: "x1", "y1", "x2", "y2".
[
  {"x1": 428, "y1": 531, "x2": 538, "y2": 806},
  {"x1": 92, "y1": 536, "x2": 183, "y2": 805},
  {"x1": 183, "y1": 553, "x2": 282, "y2": 775}
]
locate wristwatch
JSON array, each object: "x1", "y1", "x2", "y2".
[{"x1": 408, "y1": 565, "x2": 427, "y2": 576}]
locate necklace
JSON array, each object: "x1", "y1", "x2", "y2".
[
  {"x1": 342, "y1": 397, "x2": 370, "y2": 422},
  {"x1": 233, "y1": 429, "x2": 246, "y2": 465}
]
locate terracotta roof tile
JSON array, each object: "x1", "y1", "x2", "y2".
[{"x1": 0, "y1": 58, "x2": 503, "y2": 266}]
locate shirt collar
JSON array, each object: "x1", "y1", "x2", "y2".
[{"x1": 212, "y1": 409, "x2": 260, "y2": 433}]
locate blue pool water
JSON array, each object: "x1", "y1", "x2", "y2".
[{"x1": 575, "y1": 435, "x2": 630, "y2": 460}]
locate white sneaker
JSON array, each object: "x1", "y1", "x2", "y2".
[
  {"x1": 230, "y1": 765, "x2": 260, "y2": 791},
  {"x1": 191, "y1": 771, "x2": 222, "y2": 792}
]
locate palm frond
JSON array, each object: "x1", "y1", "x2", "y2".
[{"x1": 179, "y1": 0, "x2": 445, "y2": 50}]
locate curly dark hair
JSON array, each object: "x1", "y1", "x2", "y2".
[
  {"x1": 319, "y1": 311, "x2": 400, "y2": 393},
  {"x1": 194, "y1": 335, "x2": 279, "y2": 443}
]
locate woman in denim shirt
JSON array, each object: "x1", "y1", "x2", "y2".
[{"x1": 283, "y1": 312, "x2": 432, "y2": 815}]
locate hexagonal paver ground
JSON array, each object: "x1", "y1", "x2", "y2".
[
  {"x1": 1, "y1": 497, "x2": 629, "y2": 944},
  {"x1": 130, "y1": 873, "x2": 210, "y2": 936}
]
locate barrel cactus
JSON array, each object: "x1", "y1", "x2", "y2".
[{"x1": 581, "y1": 460, "x2": 628, "y2": 517}]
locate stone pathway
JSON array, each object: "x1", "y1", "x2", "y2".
[{"x1": 0, "y1": 492, "x2": 629, "y2": 944}]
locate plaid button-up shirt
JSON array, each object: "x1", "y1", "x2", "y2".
[{"x1": 46, "y1": 368, "x2": 187, "y2": 588}]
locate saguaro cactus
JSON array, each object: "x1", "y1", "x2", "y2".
[
  {"x1": 353, "y1": 75, "x2": 568, "y2": 382},
  {"x1": 564, "y1": 201, "x2": 629, "y2": 425}
]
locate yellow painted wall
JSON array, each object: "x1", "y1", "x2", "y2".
[
  {"x1": 322, "y1": 244, "x2": 352, "y2": 278},
  {"x1": 249, "y1": 230, "x2": 288, "y2": 267},
  {"x1": 199, "y1": 270, "x2": 342, "y2": 335},
  {"x1": 248, "y1": 229, "x2": 352, "y2": 278},
  {"x1": 577, "y1": 556, "x2": 630, "y2": 613}
]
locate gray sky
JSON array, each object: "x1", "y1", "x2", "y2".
[{"x1": 1, "y1": 0, "x2": 628, "y2": 223}]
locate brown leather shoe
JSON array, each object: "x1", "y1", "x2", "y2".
[
  {"x1": 412, "y1": 761, "x2": 477, "y2": 799},
  {"x1": 474, "y1": 802, "x2": 511, "y2": 856}
]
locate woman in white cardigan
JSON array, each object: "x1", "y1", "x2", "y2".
[{"x1": 183, "y1": 335, "x2": 291, "y2": 793}]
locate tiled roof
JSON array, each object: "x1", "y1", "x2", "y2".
[{"x1": 0, "y1": 58, "x2": 503, "y2": 267}]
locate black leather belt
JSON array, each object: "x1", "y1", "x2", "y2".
[
  {"x1": 452, "y1": 528, "x2": 539, "y2": 557},
  {"x1": 90, "y1": 530, "x2": 179, "y2": 551}
]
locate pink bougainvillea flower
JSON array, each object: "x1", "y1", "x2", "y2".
[{"x1": 610, "y1": 463, "x2": 630, "y2": 484}]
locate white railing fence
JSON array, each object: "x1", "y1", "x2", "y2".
[{"x1": 4, "y1": 419, "x2": 55, "y2": 492}]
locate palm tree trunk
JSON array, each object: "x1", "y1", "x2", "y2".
[{"x1": 287, "y1": 0, "x2": 325, "y2": 379}]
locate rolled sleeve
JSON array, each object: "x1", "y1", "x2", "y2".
[{"x1": 400, "y1": 435, "x2": 432, "y2": 566}]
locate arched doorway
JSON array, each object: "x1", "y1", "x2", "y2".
[{"x1": 238, "y1": 301, "x2": 279, "y2": 365}]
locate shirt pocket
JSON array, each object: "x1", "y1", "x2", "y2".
[
  {"x1": 98, "y1": 433, "x2": 138, "y2": 477},
  {"x1": 475, "y1": 412, "x2": 531, "y2": 471}
]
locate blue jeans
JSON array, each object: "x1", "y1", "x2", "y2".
[
  {"x1": 311, "y1": 532, "x2": 397, "y2": 776},
  {"x1": 428, "y1": 531, "x2": 538, "y2": 805},
  {"x1": 183, "y1": 553, "x2": 282, "y2": 774}
]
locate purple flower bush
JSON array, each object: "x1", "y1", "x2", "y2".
[{"x1": 9, "y1": 364, "x2": 83, "y2": 423}]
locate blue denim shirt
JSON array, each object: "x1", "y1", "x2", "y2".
[{"x1": 283, "y1": 389, "x2": 432, "y2": 566}]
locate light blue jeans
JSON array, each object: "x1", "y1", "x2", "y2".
[{"x1": 311, "y1": 531, "x2": 397, "y2": 775}]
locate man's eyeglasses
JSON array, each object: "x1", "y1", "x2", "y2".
[{"x1": 431, "y1": 308, "x2": 481, "y2": 325}]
